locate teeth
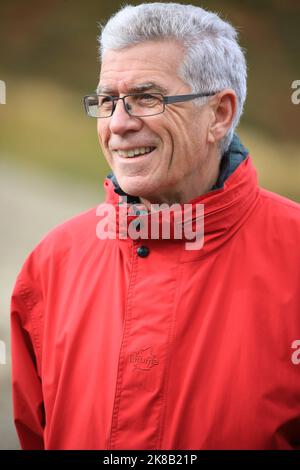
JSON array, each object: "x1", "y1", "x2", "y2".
[{"x1": 116, "y1": 146, "x2": 155, "y2": 158}]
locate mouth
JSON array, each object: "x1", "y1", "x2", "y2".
[{"x1": 113, "y1": 146, "x2": 156, "y2": 159}]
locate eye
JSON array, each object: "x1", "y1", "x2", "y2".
[
  {"x1": 88, "y1": 98, "x2": 99, "y2": 106},
  {"x1": 136, "y1": 94, "x2": 162, "y2": 106},
  {"x1": 98, "y1": 96, "x2": 115, "y2": 110},
  {"x1": 100, "y1": 96, "x2": 113, "y2": 104},
  {"x1": 140, "y1": 94, "x2": 156, "y2": 101}
]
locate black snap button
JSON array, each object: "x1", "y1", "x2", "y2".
[
  {"x1": 137, "y1": 245, "x2": 149, "y2": 257},
  {"x1": 132, "y1": 219, "x2": 143, "y2": 231}
]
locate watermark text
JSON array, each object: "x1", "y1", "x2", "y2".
[
  {"x1": 291, "y1": 339, "x2": 300, "y2": 365},
  {"x1": 96, "y1": 198, "x2": 204, "y2": 251},
  {"x1": 0, "y1": 340, "x2": 6, "y2": 365},
  {"x1": 291, "y1": 80, "x2": 300, "y2": 105},
  {"x1": 0, "y1": 80, "x2": 6, "y2": 104}
]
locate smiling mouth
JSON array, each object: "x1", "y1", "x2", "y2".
[{"x1": 114, "y1": 146, "x2": 156, "y2": 158}]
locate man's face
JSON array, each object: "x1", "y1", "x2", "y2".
[{"x1": 97, "y1": 40, "x2": 216, "y2": 205}]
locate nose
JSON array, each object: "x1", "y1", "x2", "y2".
[{"x1": 109, "y1": 98, "x2": 143, "y2": 135}]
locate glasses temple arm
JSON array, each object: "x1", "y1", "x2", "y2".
[{"x1": 164, "y1": 93, "x2": 216, "y2": 104}]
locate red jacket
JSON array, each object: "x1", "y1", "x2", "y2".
[{"x1": 11, "y1": 142, "x2": 300, "y2": 450}]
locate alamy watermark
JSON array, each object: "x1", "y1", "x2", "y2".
[
  {"x1": 0, "y1": 80, "x2": 6, "y2": 104},
  {"x1": 0, "y1": 340, "x2": 6, "y2": 365},
  {"x1": 291, "y1": 339, "x2": 300, "y2": 365},
  {"x1": 291, "y1": 80, "x2": 300, "y2": 105},
  {"x1": 96, "y1": 197, "x2": 204, "y2": 250}
]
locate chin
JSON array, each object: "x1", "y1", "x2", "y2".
[{"x1": 118, "y1": 175, "x2": 157, "y2": 200}]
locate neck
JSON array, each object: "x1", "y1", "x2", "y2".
[{"x1": 139, "y1": 150, "x2": 221, "y2": 211}]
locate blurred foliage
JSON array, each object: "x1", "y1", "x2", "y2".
[
  {"x1": 0, "y1": 0, "x2": 299, "y2": 200},
  {"x1": 0, "y1": 77, "x2": 107, "y2": 186}
]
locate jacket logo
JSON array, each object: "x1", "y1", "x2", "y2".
[{"x1": 129, "y1": 347, "x2": 159, "y2": 370}]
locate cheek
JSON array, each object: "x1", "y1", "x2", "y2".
[
  {"x1": 96, "y1": 124, "x2": 113, "y2": 166},
  {"x1": 158, "y1": 115, "x2": 181, "y2": 155},
  {"x1": 171, "y1": 127, "x2": 204, "y2": 175},
  {"x1": 97, "y1": 121, "x2": 108, "y2": 147},
  {"x1": 165, "y1": 111, "x2": 193, "y2": 149}
]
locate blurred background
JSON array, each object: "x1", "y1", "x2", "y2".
[{"x1": 0, "y1": 0, "x2": 299, "y2": 449}]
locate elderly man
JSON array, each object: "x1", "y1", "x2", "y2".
[{"x1": 11, "y1": 3, "x2": 300, "y2": 450}]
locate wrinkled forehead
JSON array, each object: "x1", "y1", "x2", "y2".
[
  {"x1": 98, "y1": 40, "x2": 186, "y2": 95},
  {"x1": 96, "y1": 80, "x2": 169, "y2": 96}
]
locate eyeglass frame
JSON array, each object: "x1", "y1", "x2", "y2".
[{"x1": 83, "y1": 91, "x2": 218, "y2": 118}]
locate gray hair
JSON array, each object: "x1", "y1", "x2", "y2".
[{"x1": 99, "y1": 2, "x2": 247, "y2": 154}]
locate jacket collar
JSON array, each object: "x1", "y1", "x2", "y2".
[
  {"x1": 106, "y1": 134, "x2": 249, "y2": 200},
  {"x1": 102, "y1": 135, "x2": 260, "y2": 257}
]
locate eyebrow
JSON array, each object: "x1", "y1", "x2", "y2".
[{"x1": 96, "y1": 81, "x2": 168, "y2": 95}]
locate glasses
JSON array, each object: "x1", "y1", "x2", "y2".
[{"x1": 83, "y1": 92, "x2": 217, "y2": 118}]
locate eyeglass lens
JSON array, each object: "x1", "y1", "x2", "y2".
[{"x1": 87, "y1": 94, "x2": 164, "y2": 117}]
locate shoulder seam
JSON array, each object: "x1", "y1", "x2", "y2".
[
  {"x1": 260, "y1": 190, "x2": 300, "y2": 213},
  {"x1": 17, "y1": 279, "x2": 43, "y2": 357}
]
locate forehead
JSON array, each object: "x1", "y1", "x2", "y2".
[{"x1": 99, "y1": 39, "x2": 186, "y2": 94}]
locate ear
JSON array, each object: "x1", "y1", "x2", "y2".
[{"x1": 207, "y1": 89, "x2": 237, "y2": 145}]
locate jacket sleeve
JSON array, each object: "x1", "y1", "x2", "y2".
[{"x1": 10, "y1": 264, "x2": 45, "y2": 450}]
